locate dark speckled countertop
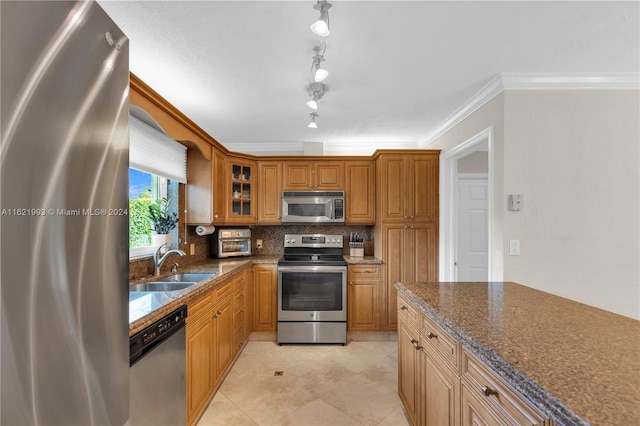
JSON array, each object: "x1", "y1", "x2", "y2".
[
  {"x1": 344, "y1": 255, "x2": 382, "y2": 265},
  {"x1": 396, "y1": 281, "x2": 640, "y2": 426},
  {"x1": 129, "y1": 255, "x2": 280, "y2": 335},
  {"x1": 129, "y1": 254, "x2": 379, "y2": 335}
]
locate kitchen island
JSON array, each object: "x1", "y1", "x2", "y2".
[{"x1": 395, "y1": 281, "x2": 640, "y2": 425}]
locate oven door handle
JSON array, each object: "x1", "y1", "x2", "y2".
[
  {"x1": 220, "y1": 238, "x2": 250, "y2": 242},
  {"x1": 278, "y1": 265, "x2": 347, "y2": 273}
]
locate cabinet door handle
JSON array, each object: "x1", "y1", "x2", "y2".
[
  {"x1": 410, "y1": 338, "x2": 422, "y2": 350},
  {"x1": 400, "y1": 305, "x2": 408, "y2": 310},
  {"x1": 426, "y1": 331, "x2": 437, "y2": 339},
  {"x1": 481, "y1": 386, "x2": 497, "y2": 397},
  {"x1": 213, "y1": 310, "x2": 223, "y2": 318}
]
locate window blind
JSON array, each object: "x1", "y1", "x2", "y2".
[{"x1": 129, "y1": 116, "x2": 187, "y2": 183}]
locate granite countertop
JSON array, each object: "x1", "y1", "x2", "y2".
[
  {"x1": 129, "y1": 255, "x2": 280, "y2": 335},
  {"x1": 395, "y1": 281, "x2": 640, "y2": 426},
  {"x1": 344, "y1": 255, "x2": 382, "y2": 265}
]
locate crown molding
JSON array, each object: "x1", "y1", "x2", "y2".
[
  {"x1": 417, "y1": 74, "x2": 503, "y2": 148},
  {"x1": 501, "y1": 72, "x2": 640, "y2": 90},
  {"x1": 418, "y1": 72, "x2": 640, "y2": 148}
]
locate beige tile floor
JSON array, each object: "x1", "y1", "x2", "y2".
[{"x1": 197, "y1": 338, "x2": 410, "y2": 426}]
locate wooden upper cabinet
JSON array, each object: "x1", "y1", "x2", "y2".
[
  {"x1": 226, "y1": 157, "x2": 257, "y2": 224},
  {"x1": 187, "y1": 146, "x2": 226, "y2": 224},
  {"x1": 314, "y1": 161, "x2": 344, "y2": 189},
  {"x1": 410, "y1": 155, "x2": 439, "y2": 223},
  {"x1": 345, "y1": 160, "x2": 375, "y2": 224},
  {"x1": 257, "y1": 161, "x2": 282, "y2": 224},
  {"x1": 283, "y1": 161, "x2": 344, "y2": 190},
  {"x1": 377, "y1": 152, "x2": 439, "y2": 223},
  {"x1": 212, "y1": 149, "x2": 227, "y2": 222}
]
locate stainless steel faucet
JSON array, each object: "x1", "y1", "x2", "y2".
[{"x1": 153, "y1": 243, "x2": 186, "y2": 276}]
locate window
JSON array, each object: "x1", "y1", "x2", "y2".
[
  {"x1": 129, "y1": 169, "x2": 178, "y2": 258},
  {"x1": 129, "y1": 114, "x2": 187, "y2": 259}
]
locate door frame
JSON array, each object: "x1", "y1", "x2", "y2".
[{"x1": 440, "y1": 126, "x2": 494, "y2": 281}]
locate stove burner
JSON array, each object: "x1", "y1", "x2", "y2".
[{"x1": 278, "y1": 233, "x2": 347, "y2": 267}]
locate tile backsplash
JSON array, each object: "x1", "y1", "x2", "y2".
[
  {"x1": 129, "y1": 182, "x2": 374, "y2": 280},
  {"x1": 249, "y1": 225, "x2": 373, "y2": 256}
]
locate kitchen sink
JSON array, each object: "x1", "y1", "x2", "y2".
[
  {"x1": 129, "y1": 273, "x2": 217, "y2": 293},
  {"x1": 153, "y1": 273, "x2": 217, "y2": 283},
  {"x1": 129, "y1": 282, "x2": 196, "y2": 292}
]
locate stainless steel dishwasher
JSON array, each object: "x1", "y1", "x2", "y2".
[{"x1": 130, "y1": 305, "x2": 187, "y2": 426}]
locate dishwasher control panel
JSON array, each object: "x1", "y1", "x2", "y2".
[{"x1": 129, "y1": 305, "x2": 187, "y2": 366}]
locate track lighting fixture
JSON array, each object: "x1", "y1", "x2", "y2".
[
  {"x1": 310, "y1": 0, "x2": 332, "y2": 37},
  {"x1": 308, "y1": 111, "x2": 319, "y2": 128},
  {"x1": 306, "y1": 82, "x2": 327, "y2": 112},
  {"x1": 306, "y1": 1, "x2": 333, "y2": 128},
  {"x1": 311, "y1": 45, "x2": 329, "y2": 82}
]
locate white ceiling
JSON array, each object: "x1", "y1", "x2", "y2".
[{"x1": 98, "y1": 1, "x2": 639, "y2": 156}]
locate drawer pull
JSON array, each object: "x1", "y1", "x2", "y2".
[
  {"x1": 426, "y1": 331, "x2": 438, "y2": 339},
  {"x1": 481, "y1": 386, "x2": 497, "y2": 397},
  {"x1": 400, "y1": 305, "x2": 408, "y2": 310}
]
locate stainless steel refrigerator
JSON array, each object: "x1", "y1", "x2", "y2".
[{"x1": 1, "y1": 1, "x2": 130, "y2": 424}]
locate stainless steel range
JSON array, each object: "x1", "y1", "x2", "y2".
[{"x1": 277, "y1": 234, "x2": 347, "y2": 344}]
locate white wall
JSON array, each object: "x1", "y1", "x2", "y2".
[
  {"x1": 503, "y1": 90, "x2": 639, "y2": 319},
  {"x1": 457, "y1": 151, "x2": 489, "y2": 174},
  {"x1": 433, "y1": 89, "x2": 639, "y2": 319},
  {"x1": 431, "y1": 94, "x2": 505, "y2": 280}
]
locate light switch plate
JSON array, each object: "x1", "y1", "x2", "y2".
[
  {"x1": 509, "y1": 240, "x2": 520, "y2": 256},
  {"x1": 508, "y1": 194, "x2": 523, "y2": 211}
]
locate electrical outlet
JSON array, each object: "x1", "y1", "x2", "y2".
[
  {"x1": 256, "y1": 239, "x2": 263, "y2": 249},
  {"x1": 190, "y1": 243, "x2": 195, "y2": 255}
]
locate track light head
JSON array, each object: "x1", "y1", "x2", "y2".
[{"x1": 311, "y1": 1, "x2": 332, "y2": 37}]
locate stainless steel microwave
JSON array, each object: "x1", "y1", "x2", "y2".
[{"x1": 282, "y1": 191, "x2": 345, "y2": 225}]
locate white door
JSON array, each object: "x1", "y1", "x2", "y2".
[{"x1": 456, "y1": 177, "x2": 488, "y2": 281}]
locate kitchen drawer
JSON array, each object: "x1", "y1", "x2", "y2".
[
  {"x1": 421, "y1": 314, "x2": 460, "y2": 373},
  {"x1": 397, "y1": 295, "x2": 420, "y2": 331},
  {"x1": 462, "y1": 349, "x2": 549, "y2": 426},
  {"x1": 233, "y1": 274, "x2": 245, "y2": 294},
  {"x1": 348, "y1": 264, "x2": 380, "y2": 277},
  {"x1": 234, "y1": 292, "x2": 245, "y2": 311},
  {"x1": 214, "y1": 278, "x2": 233, "y2": 303},
  {"x1": 187, "y1": 292, "x2": 213, "y2": 323},
  {"x1": 234, "y1": 307, "x2": 245, "y2": 327}
]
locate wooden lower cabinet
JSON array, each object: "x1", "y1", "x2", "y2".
[
  {"x1": 212, "y1": 294, "x2": 234, "y2": 381},
  {"x1": 398, "y1": 320, "x2": 421, "y2": 425},
  {"x1": 252, "y1": 264, "x2": 277, "y2": 332},
  {"x1": 461, "y1": 350, "x2": 550, "y2": 426},
  {"x1": 422, "y1": 348, "x2": 459, "y2": 426},
  {"x1": 233, "y1": 268, "x2": 251, "y2": 352},
  {"x1": 347, "y1": 264, "x2": 380, "y2": 331},
  {"x1": 398, "y1": 295, "x2": 549, "y2": 426},
  {"x1": 186, "y1": 268, "x2": 253, "y2": 425},
  {"x1": 381, "y1": 223, "x2": 438, "y2": 330},
  {"x1": 186, "y1": 314, "x2": 213, "y2": 425}
]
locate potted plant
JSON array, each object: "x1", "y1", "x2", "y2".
[{"x1": 148, "y1": 197, "x2": 178, "y2": 253}]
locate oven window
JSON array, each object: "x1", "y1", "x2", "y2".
[
  {"x1": 221, "y1": 240, "x2": 249, "y2": 253},
  {"x1": 287, "y1": 203, "x2": 326, "y2": 217},
  {"x1": 281, "y1": 272, "x2": 343, "y2": 311}
]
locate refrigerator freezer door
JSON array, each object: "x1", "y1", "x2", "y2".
[{"x1": 1, "y1": 1, "x2": 129, "y2": 424}]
